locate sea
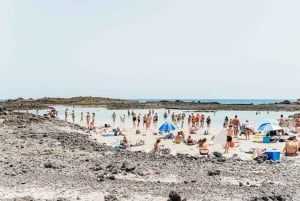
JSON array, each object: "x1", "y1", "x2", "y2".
[
  {"x1": 129, "y1": 99, "x2": 296, "y2": 105},
  {"x1": 28, "y1": 98, "x2": 299, "y2": 132}
]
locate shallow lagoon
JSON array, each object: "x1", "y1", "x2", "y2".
[{"x1": 34, "y1": 105, "x2": 298, "y2": 131}]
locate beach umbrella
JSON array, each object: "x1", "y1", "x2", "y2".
[
  {"x1": 158, "y1": 121, "x2": 177, "y2": 132},
  {"x1": 257, "y1": 123, "x2": 282, "y2": 132}
]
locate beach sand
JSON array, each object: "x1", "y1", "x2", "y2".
[{"x1": 90, "y1": 126, "x2": 296, "y2": 159}]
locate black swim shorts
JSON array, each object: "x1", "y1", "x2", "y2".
[{"x1": 227, "y1": 136, "x2": 232, "y2": 142}]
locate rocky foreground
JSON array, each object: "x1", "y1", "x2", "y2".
[{"x1": 0, "y1": 109, "x2": 299, "y2": 201}]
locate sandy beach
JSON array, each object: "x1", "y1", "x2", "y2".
[{"x1": 91, "y1": 126, "x2": 298, "y2": 159}]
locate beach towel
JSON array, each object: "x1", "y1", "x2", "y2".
[{"x1": 101, "y1": 133, "x2": 117, "y2": 137}]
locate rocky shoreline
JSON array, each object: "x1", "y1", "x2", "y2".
[
  {"x1": 2, "y1": 97, "x2": 300, "y2": 111},
  {"x1": 0, "y1": 108, "x2": 299, "y2": 200}
]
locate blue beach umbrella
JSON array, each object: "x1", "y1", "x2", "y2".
[
  {"x1": 257, "y1": 123, "x2": 282, "y2": 132},
  {"x1": 158, "y1": 121, "x2": 177, "y2": 132}
]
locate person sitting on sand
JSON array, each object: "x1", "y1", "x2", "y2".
[
  {"x1": 151, "y1": 139, "x2": 161, "y2": 154},
  {"x1": 198, "y1": 138, "x2": 209, "y2": 155},
  {"x1": 186, "y1": 135, "x2": 196, "y2": 145},
  {"x1": 189, "y1": 124, "x2": 198, "y2": 134},
  {"x1": 121, "y1": 136, "x2": 130, "y2": 149},
  {"x1": 174, "y1": 132, "x2": 183, "y2": 144},
  {"x1": 282, "y1": 136, "x2": 299, "y2": 156}
]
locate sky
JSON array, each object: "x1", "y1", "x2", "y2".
[{"x1": 1, "y1": 0, "x2": 299, "y2": 100}]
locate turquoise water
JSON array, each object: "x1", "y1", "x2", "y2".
[
  {"x1": 33, "y1": 105, "x2": 299, "y2": 131},
  {"x1": 129, "y1": 99, "x2": 296, "y2": 105}
]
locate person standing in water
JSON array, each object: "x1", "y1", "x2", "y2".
[
  {"x1": 86, "y1": 112, "x2": 91, "y2": 128},
  {"x1": 71, "y1": 110, "x2": 75, "y2": 124},
  {"x1": 112, "y1": 112, "x2": 116, "y2": 124},
  {"x1": 65, "y1": 109, "x2": 68, "y2": 121},
  {"x1": 80, "y1": 112, "x2": 83, "y2": 124}
]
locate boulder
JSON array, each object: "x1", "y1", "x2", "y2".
[
  {"x1": 168, "y1": 191, "x2": 182, "y2": 201},
  {"x1": 121, "y1": 160, "x2": 136, "y2": 172}
]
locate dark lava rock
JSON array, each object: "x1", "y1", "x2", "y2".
[
  {"x1": 111, "y1": 168, "x2": 118, "y2": 174},
  {"x1": 43, "y1": 161, "x2": 63, "y2": 169},
  {"x1": 208, "y1": 170, "x2": 221, "y2": 176},
  {"x1": 108, "y1": 175, "x2": 116, "y2": 180},
  {"x1": 213, "y1": 151, "x2": 222, "y2": 158},
  {"x1": 121, "y1": 160, "x2": 136, "y2": 172},
  {"x1": 96, "y1": 174, "x2": 105, "y2": 182},
  {"x1": 104, "y1": 194, "x2": 119, "y2": 201},
  {"x1": 13, "y1": 196, "x2": 36, "y2": 201},
  {"x1": 217, "y1": 158, "x2": 226, "y2": 163},
  {"x1": 56, "y1": 198, "x2": 69, "y2": 201},
  {"x1": 168, "y1": 191, "x2": 182, "y2": 201}
]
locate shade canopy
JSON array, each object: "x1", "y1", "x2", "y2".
[
  {"x1": 257, "y1": 123, "x2": 282, "y2": 132},
  {"x1": 158, "y1": 121, "x2": 177, "y2": 132}
]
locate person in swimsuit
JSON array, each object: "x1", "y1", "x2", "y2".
[
  {"x1": 80, "y1": 112, "x2": 83, "y2": 124},
  {"x1": 71, "y1": 110, "x2": 75, "y2": 124},
  {"x1": 189, "y1": 124, "x2": 198, "y2": 134},
  {"x1": 186, "y1": 135, "x2": 195, "y2": 144},
  {"x1": 283, "y1": 136, "x2": 299, "y2": 156},
  {"x1": 198, "y1": 138, "x2": 209, "y2": 155},
  {"x1": 64, "y1": 109, "x2": 68, "y2": 121},
  {"x1": 151, "y1": 139, "x2": 161, "y2": 154},
  {"x1": 224, "y1": 124, "x2": 234, "y2": 154},
  {"x1": 231, "y1": 115, "x2": 240, "y2": 138},
  {"x1": 86, "y1": 112, "x2": 91, "y2": 128}
]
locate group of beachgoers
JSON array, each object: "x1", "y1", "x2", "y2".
[
  {"x1": 63, "y1": 108, "x2": 214, "y2": 133},
  {"x1": 61, "y1": 107, "x2": 300, "y2": 158},
  {"x1": 150, "y1": 113, "x2": 300, "y2": 157}
]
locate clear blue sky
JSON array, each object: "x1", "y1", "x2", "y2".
[{"x1": 1, "y1": 0, "x2": 299, "y2": 99}]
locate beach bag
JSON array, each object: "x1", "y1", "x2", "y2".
[
  {"x1": 213, "y1": 151, "x2": 222, "y2": 158},
  {"x1": 204, "y1": 130, "x2": 209, "y2": 135},
  {"x1": 162, "y1": 148, "x2": 171, "y2": 154},
  {"x1": 229, "y1": 141, "x2": 235, "y2": 148}
]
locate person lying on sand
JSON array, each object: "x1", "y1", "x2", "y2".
[
  {"x1": 96, "y1": 127, "x2": 108, "y2": 134},
  {"x1": 130, "y1": 139, "x2": 145, "y2": 147},
  {"x1": 282, "y1": 136, "x2": 299, "y2": 156}
]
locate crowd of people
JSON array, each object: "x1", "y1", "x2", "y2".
[{"x1": 60, "y1": 108, "x2": 299, "y2": 158}]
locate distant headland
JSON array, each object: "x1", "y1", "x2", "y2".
[{"x1": 1, "y1": 97, "x2": 300, "y2": 111}]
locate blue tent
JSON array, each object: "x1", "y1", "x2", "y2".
[
  {"x1": 158, "y1": 121, "x2": 177, "y2": 132},
  {"x1": 257, "y1": 123, "x2": 282, "y2": 132}
]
